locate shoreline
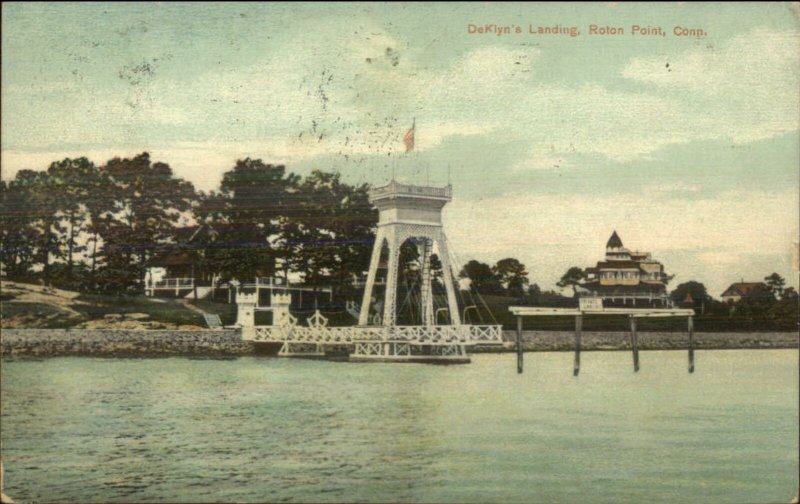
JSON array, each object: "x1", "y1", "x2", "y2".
[{"x1": 1, "y1": 328, "x2": 797, "y2": 358}]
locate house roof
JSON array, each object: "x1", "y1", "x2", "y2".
[
  {"x1": 606, "y1": 230, "x2": 623, "y2": 248},
  {"x1": 148, "y1": 251, "x2": 195, "y2": 267},
  {"x1": 720, "y1": 282, "x2": 767, "y2": 298}
]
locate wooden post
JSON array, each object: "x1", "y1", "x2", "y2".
[
  {"x1": 688, "y1": 315, "x2": 695, "y2": 373},
  {"x1": 516, "y1": 315, "x2": 523, "y2": 374},
  {"x1": 573, "y1": 314, "x2": 582, "y2": 376},
  {"x1": 630, "y1": 316, "x2": 639, "y2": 372}
]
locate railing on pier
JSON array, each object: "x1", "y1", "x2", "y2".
[{"x1": 249, "y1": 324, "x2": 503, "y2": 346}]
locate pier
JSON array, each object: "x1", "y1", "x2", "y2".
[
  {"x1": 510, "y1": 298, "x2": 696, "y2": 374},
  {"x1": 240, "y1": 180, "x2": 504, "y2": 362}
]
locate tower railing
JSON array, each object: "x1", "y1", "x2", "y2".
[{"x1": 370, "y1": 181, "x2": 452, "y2": 200}]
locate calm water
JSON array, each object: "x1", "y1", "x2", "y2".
[{"x1": 1, "y1": 350, "x2": 798, "y2": 503}]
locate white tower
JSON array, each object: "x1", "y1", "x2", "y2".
[
  {"x1": 235, "y1": 290, "x2": 258, "y2": 340},
  {"x1": 358, "y1": 180, "x2": 461, "y2": 327}
]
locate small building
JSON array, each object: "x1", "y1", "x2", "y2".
[
  {"x1": 720, "y1": 282, "x2": 768, "y2": 303},
  {"x1": 146, "y1": 224, "x2": 220, "y2": 299},
  {"x1": 145, "y1": 223, "x2": 333, "y2": 308},
  {"x1": 580, "y1": 231, "x2": 671, "y2": 307}
]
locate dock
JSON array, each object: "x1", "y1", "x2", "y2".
[{"x1": 509, "y1": 299, "x2": 696, "y2": 375}]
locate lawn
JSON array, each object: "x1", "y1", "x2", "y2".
[
  {"x1": 76, "y1": 293, "x2": 205, "y2": 326},
  {"x1": 188, "y1": 299, "x2": 238, "y2": 326}
]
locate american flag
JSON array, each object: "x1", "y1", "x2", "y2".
[{"x1": 403, "y1": 119, "x2": 415, "y2": 153}]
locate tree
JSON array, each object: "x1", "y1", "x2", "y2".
[
  {"x1": 44, "y1": 158, "x2": 107, "y2": 289},
  {"x1": 557, "y1": 266, "x2": 586, "y2": 296},
  {"x1": 14, "y1": 170, "x2": 62, "y2": 285},
  {"x1": 764, "y1": 272, "x2": 786, "y2": 299},
  {"x1": 736, "y1": 283, "x2": 777, "y2": 319},
  {"x1": 459, "y1": 260, "x2": 502, "y2": 294},
  {"x1": 280, "y1": 170, "x2": 376, "y2": 294},
  {"x1": 492, "y1": 258, "x2": 529, "y2": 297},
  {"x1": 205, "y1": 159, "x2": 299, "y2": 283},
  {"x1": 0, "y1": 178, "x2": 40, "y2": 279},
  {"x1": 97, "y1": 153, "x2": 196, "y2": 293},
  {"x1": 669, "y1": 281, "x2": 709, "y2": 307}
]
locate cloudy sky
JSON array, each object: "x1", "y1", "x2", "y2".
[{"x1": 2, "y1": 2, "x2": 798, "y2": 296}]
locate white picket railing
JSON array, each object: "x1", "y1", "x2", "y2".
[
  {"x1": 250, "y1": 324, "x2": 503, "y2": 346},
  {"x1": 148, "y1": 278, "x2": 194, "y2": 289}
]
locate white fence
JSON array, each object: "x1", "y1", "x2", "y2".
[
  {"x1": 249, "y1": 324, "x2": 503, "y2": 346},
  {"x1": 147, "y1": 278, "x2": 194, "y2": 289}
]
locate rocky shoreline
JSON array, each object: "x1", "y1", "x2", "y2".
[
  {"x1": 0, "y1": 329, "x2": 252, "y2": 357},
  {"x1": 1, "y1": 328, "x2": 797, "y2": 358},
  {"x1": 491, "y1": 330, "x2": 799, "y2": 352}
]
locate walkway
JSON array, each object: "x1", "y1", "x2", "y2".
[{"x1": 176, "y1": 299, "x2": 224, "y2": 329}]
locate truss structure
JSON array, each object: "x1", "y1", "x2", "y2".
[
  {"x1": 239, "y1": 181, "x2": 504, "y2": 363},
  {"x1": 247, "y1": 313, "x2": 503, "y2": 361}
]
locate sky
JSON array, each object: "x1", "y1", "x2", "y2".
[{"x1": 2, "y1": 2, "x2": 799, "y2": 296}]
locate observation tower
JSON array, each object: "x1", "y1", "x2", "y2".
[{"x1": 240, "y1": 179, "x2": 503, "y2": 363}]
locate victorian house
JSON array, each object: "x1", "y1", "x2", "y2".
[{"x1": 580, "y1": 231, "x2": 672, "y2": 307}]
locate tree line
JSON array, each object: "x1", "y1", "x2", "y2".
[
  {"x1": 0, "y1": 153, "x2": 375, "y2": 296},
  {"x1": 1, "y1": 152, "x2": 796, "y2": 331}
]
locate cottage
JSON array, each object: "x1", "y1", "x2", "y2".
[{"x1": 720, "y1": 282, "x2": 768, "y2": 303}]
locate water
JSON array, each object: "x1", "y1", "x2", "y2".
[{"x1": 1, "y1": 350, "x2": 797, "y2": 503}]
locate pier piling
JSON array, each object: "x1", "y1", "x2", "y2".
[
  {"x1": 516, "y1": 315, "x2": 523, "y2": 374},
  {"x1": 573, "y1": 315, "x2": 582, "y2": 376},
  {"x1": 688, "y1": 316, "x2": 695, "y2": 373},
  {"x1": 629, "y1": 316, "x2": 639, "y2": 372}
]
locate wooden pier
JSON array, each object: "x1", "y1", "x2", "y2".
[{"x1": 509, "y1": 299, "x2": 696, "y2": 375}]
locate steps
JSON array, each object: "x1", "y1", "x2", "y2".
[
  {"x1": 184, "y1": 286, "x2": 214, "y2": 299},
  {"x1": 345, "y1": 300, "x2": 360, "y2": 320},
  {"x1": 175, "y1": 298, "x2": 224, "y2": 329},
  {"x1": 203, "y1": 313, "x2": 223, "y2": 329}
]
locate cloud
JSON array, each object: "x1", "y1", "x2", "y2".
[
  {"x1": 7, "y1": 20, "x2": 797, "y2": 166},
  {"x1": 442, "y1": 187, "x2": 799, "y2": 295},
  {"x1": 622, "y1": 27, "x2": 799, "y2": 144},
  {"x1": 623, "y1": 28, "x2": 798, "y2": 93}
]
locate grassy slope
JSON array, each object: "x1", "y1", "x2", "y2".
[
  {"x1": 77, "y1": 293, "x2": 206, "y2": 327},
  {"x1": 1, "y1": 282, "x2": 205, "y2": 328},
  {"x1": 189, "y1": 299, "x2": 238, "y2": 326}
]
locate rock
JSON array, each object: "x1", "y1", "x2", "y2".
[{"x1": 125, "y1": 313, "x2": 150, "y2": 320}]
